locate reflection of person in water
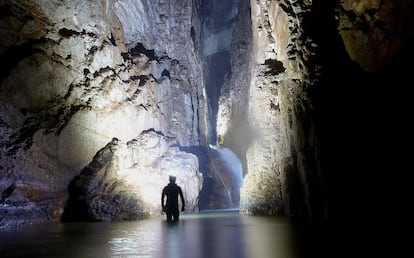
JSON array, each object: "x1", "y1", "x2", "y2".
[{"x1": 161, "y1": 175, "x2": 185, "y2": 222}]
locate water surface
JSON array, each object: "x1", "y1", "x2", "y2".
[{"x1": 0, "y1": 211, "x2": 328, "y2": 258}]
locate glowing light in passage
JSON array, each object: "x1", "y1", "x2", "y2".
[{"x1": 208, "y1": 144, "x2": 243, "y2": 208}]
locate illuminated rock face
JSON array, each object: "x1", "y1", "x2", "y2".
[
  {"x1": 1, "y1": 0, "x2": 411, "y2": 228},
  {"x1": 62, "y1": 131, "x2": 202, "y2": 221},
  {"x1": 0, "y1": 0, "x2": 204, "y2": 227},
  {"x1": 238, "y1": 0, "x2": 413, "y2": 219},
  {"x1": 238, "y1": 0, "x2": 320, "y2": 217}
]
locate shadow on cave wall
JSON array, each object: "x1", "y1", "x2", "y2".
[{"x1": 305, "y1": 0, "x2": 412, "y2": 221}]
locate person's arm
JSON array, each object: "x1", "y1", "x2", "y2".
[
  {"x1": 161, "y1": 188, "x2": 166, "y2": 211},
  {"x1": 179, "y1": 187, "x2": 185, "y2": 211}
]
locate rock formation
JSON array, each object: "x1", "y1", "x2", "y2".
[
  {"x1": 0, "y1": 0, "x2": 205, "y2": 227},
  {"x1": 0, "y1": 0, "x2": 412, "y2": 228},
  {"x1": 62, "y1": 131, "x2": 202, "y2": 221}
]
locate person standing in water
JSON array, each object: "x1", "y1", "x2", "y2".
[{"x1": 161, "y1": 175, "x2": 185, "y2": 222}]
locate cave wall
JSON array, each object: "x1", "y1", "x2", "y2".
[
  {"x1": 239, "y1": 0, "x2": 412, "y2": 221},
  {"x1": 310, "y1": 0, "x2": 413, "y2": 221},
  {"x1": 239, "y1": 0, "x2": 321, "y2": 218},
  {"x1": 1, "y1": 0, "x2": 412, "y2": 228},
  {"x1": 0, "y1": 0, "x2": 204, "y2": 227}
]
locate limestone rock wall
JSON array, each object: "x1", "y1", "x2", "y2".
[
  {"x1": 0, "y1": 0, "x2": 204, "y2": 227},
  {"x1": 314, "y1": 0, "x2": 413, "y2": 221},
  {"x1": 2, "y1": 0, "x2": 411, "y2": 227},
  {"x1": 239, "y1": 0, "x2": 413, "y2": 220},
  {"x1": 337, "y1": 0, "x2": 414, "y2": 72},
  {"x1": 62, "y1": 131, "x2": 202, "y2": 221},
  {"x1": 240, "y1": 0, "x2": 322, "y2": 218}
]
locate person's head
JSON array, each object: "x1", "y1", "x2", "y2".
[{"x1": 169, "y1": 175, "x2": 176, "y2": 183}]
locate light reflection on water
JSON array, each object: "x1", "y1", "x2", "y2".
[
  {"x1": 0, "y1": 211, "x2": 317, "y2": 258},
  {"x1": 108, "y1": 222, "x2": 160, "y2": 257}
]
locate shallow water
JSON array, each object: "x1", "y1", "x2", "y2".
[{"x1": 0, "y1": 211, "x2": 329, "y2": 258}]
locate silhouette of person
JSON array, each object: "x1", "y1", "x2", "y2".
[{"x1": 161, "y1": 175, "x2": 185, "y2": 222}]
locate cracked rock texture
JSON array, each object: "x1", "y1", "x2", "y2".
[
  {"x1": 1, "y1": 0, "x2": 412, "y2": 228},
  {"x1": 237, "y1": 0, "x2": 412, "y2": 220},
  {"x1": 0, "y1": 0, "x2": 204, "y2": 228},
  {"x1": 239, "y1": 0, "x2": 320, "y2": 217},
  {"x1": 62, "y1": 132, "x2": 202, "y2": 221}
]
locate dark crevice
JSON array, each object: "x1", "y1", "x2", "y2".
[
  {"x1": 0, "y1": 43, "x2": 42, "y2": 83},
  {"x1": 264, "y1": 59, "x2": 286, "y2": 75},
  {"x1": 92, "y1": 66, "x2": 114, "y2": 78},
  {"x1": 58, "y1": 28, "x2": 80, "y2": 37},
  {"x1": 134, "y1": 75, "x2": 153, "y2": 86},
  {"x1": 6, "y1": 123, "x2": 39, "y2": 154},
  {"x1": 130, "y1": 43, "x2": 157, "y2": 61},
  {"x1": 0, "y1": 183, "x2": 16, "y2": 203},
  {"x1": 58, "y1": 28, "x2": 96, "y2": 39},
  {"x1": 109, "y1": 32, "x2": 117, "y2": 46},
  {"x1": 161, "y1": 69, "x2": 170, "y2": 78}
]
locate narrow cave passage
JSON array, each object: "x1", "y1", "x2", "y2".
[
  {"x1": 200, "y1": 0, "x2": 239, "y2": 145},
  {"x1": 204, "y1": 50, "x2": 231, "y2": 142},
  {"x1": 197, "y1": 0, "x2": 246, "y2": 211}
]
